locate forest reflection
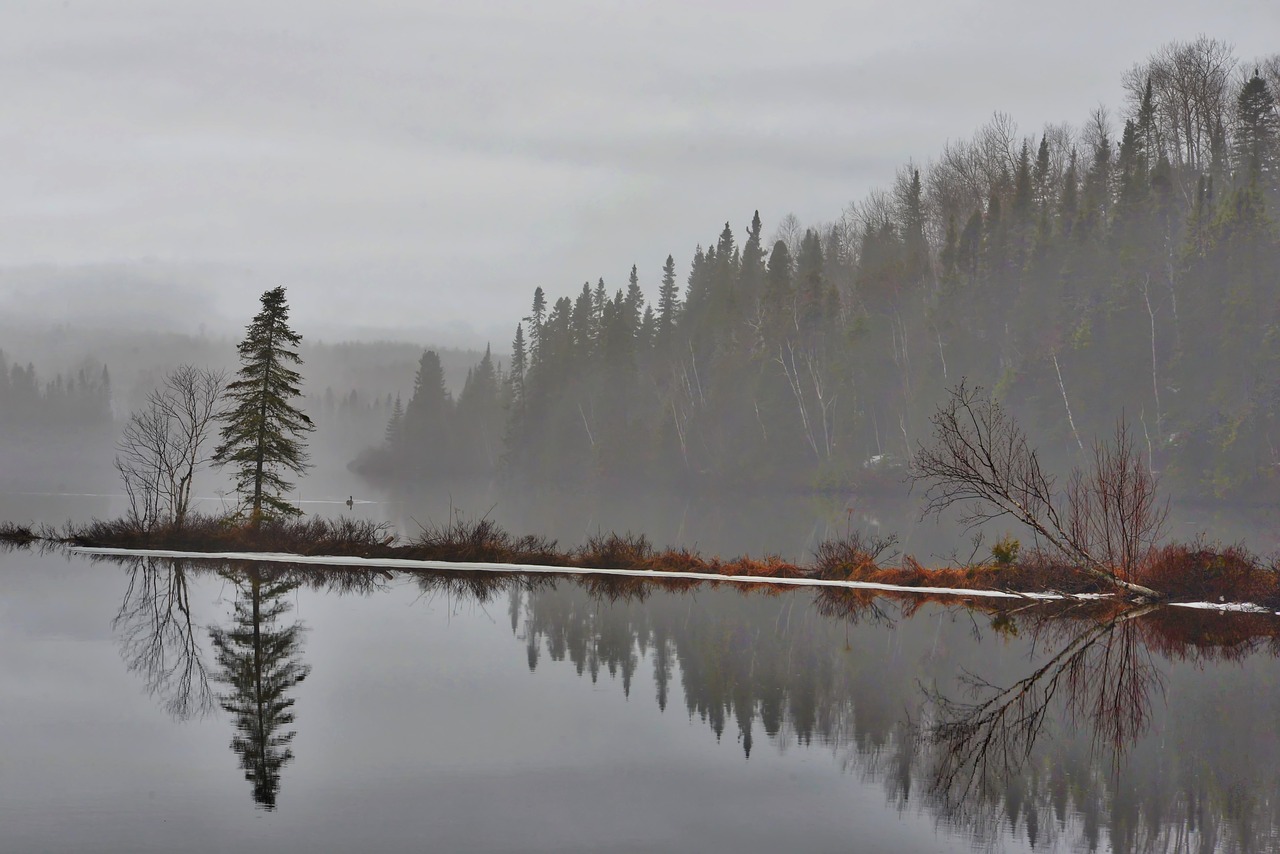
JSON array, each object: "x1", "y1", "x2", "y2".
[{"x1": 104, "y1": 556, "x2": 1280, "y2": 849}]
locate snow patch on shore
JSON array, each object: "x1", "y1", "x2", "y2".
[
  {"x1": 71, "y1": 546, "x2": 1062, "y2": 600},
  {"x1": 1170, "y1": 601, "x2": 1275, "y2": 614},
  {"x1": 69, "y1": 547, "x2": 1276, "y2": 613}
]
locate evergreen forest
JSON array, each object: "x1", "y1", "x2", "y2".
[{"x1": 360, "y1": 39, "x2": 1280, "y2": 503}]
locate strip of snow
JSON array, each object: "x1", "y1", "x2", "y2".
[
  {"x1": 71, "y1": 546, "x2": 1068, "y2": 601},
  {"x1": 1169, "y1": 601, "x2": 1273, "y2": 614}
]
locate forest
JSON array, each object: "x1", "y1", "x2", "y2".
[
  {"x1": 359, "y1": 38, "x2": 1280, "y2": 504},
  {"x1": 0, "y1": 348, "x2": 112, "y2": 433}
]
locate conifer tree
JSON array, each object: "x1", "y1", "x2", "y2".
[
  {"x1": 762, "y1": 239, "x2": 794, "y2": 330},
  {"x1": 903, "y1": 169, "x2": 931, "y2": 282},
  {"x1": 1233, "y1": 70, "x2": 1280, "y2": 188},
  {"x1": 509, "y1": 323, "x2": 527, "y2": 412},
  {"x1": 624, "y1": 264, "x2": 645, "y2": 331},
  {"x1": 401, "y1": 349, "x2": 453, "y2": 471},
  {"x1": 212, "y1": 287, "x2": 314, "y2": 524},
  {"x1": 739, "y1": 211, "x2": 766, "y2": 307},
  {"x1": 656, "y1": 254, "x2": 680, "y2": 342},
  {"x1": 385, "y1": 395, "x2": 403, "y2": 446}
]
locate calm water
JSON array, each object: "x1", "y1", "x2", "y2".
[
  {"x1": 3, "y1": 486, "x2": 1280, "y2": 853},
  {"x1": 2, "y1": 542, "x2": 1278, "y2": 853}
]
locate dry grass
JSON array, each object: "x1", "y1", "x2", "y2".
[
  {"x1": 7, "y1": 510, "x2": 1280, "y2": 607},
  {"x1": 404, "y1": 515, "x2": 564, "y2": 565},
  {"x1": 61, "y1": 514, "x2": 397, "y2": 557},
  {"x1": 1137, "y1": 541, "x2": 1280, "y2": 608}
]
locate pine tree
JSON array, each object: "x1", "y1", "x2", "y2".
[
  {"x1": 212, "y1": 287, "x2": 314, "y2": 524},
  {"x1": 509, "y1": 323, "x2": 527, "y2": 412},
  {"x1": 526, "y1": 287, "x2": 547, "y2": 366},
  {"x1": 1233, "y1": 70, "x2": 1280, "y2": 188},
  {"x1": 1059, "y1": 151, "x2": 1080, "y2": 239},
  {"x1": 796, "y1": 229, "x2": 827, "y2": 333},
  {"x1": 739, "y1": 211, "x2": 766, "y2": 307},
  {"x1": 656, "y1": 254, "x2": 680, "y2": 342},
  {"x1": 903, "y1": 169, "x2": 931, "y2": 283},
  {"x1": 456, "y1": 345, "x2": 502, "y2": 470},
  {"x1": 401, "y1": 349, "x2": 453, "y2": 472},
  {"x1": 385, "y1": 395, "x2": 403, "y2": 446},
  {"x1": 624, "y1": 264, "x2": 645, "y2": 332},
  {"x1": 762, "y1": 239, "x2": 794, "y2": 330},
  {"x1": 1033, "y1": 135, "x2": 1052, "y2": 210}
]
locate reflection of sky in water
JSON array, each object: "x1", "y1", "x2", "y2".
[
  {"x1": 0, "y1": 551, "x2": 934, "y2": 852},
  {"x1": 1, "y1": 545, "x2": 1278, "y2": 853}
]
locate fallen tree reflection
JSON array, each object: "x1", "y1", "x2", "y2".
[{"x1": 925, "y1": 603, "x2": 1163, "y2": 813}]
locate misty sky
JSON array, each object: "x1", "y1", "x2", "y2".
[{"x1": 2, "y1": 1, "x2": 1277, "y2": 345}]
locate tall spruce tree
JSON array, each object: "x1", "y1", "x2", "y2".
[
  {"x1": 656, "y1": 254, "x2": 680, "y2": 342},
  {"x1": 213, "y1": 287, "x2": 314, "y2": 524},
  {"x1": 1234, "y1": 70, "x2": 1280, "y2": 188}
]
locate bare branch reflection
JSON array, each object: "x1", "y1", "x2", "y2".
[
  {"x1": 112, "y1": 556, "x2": 214, "y2": 720},
  {"x1": 925, "y1": 603, "x2": 1163, "y2": 811}
]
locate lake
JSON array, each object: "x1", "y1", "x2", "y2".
[
  {"x1": 3, "y1": 481, "x2": 1280, "y2": 853},
  {"x1": 3, "y1": 521, "x2": 1278, "y2": 852}
]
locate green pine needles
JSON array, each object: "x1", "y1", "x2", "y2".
[{"x1": 213, "y1": 287, "x2": 315, "y2": 525}]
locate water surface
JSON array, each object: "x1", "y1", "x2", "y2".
[{"x1": 2, "y1": 543, "x2": 1277, "y2": 853}]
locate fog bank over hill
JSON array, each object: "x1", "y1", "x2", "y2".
[
  {"x1": 0, "y1": 263, "x2": 506, "y2": 349},
  {"x1": 2, "y1": 3, "x2": 1276, "y2": 336}
]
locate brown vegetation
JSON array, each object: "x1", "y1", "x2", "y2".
[{"x1": 3, "y1": 510, "x2": 1277, "y2": 608}]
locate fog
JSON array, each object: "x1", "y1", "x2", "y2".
[
  {"x1": 1, "y1": 2, "x2": 1277, "y2": 336},
  {"x1": 2, "y1": 7, "x2": 1280, "y2": 559}
]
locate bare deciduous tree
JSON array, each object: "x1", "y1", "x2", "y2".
[
  {"x1": 911, "y1": 382, "x2": 1163, "y2": 598},
  {"x1": 116, "y1": 365, "x2": 226, "y2": 530},
  {"x1": 1068, "y1": 421, "x2": 1169, "y2": 584},
  {"x1": 1124, "y1": 37, "x2": 1236, "y2": 188}
]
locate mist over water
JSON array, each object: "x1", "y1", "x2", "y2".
[{"x1": 3, "y1": 8, "x2": 1280, "y2": 852}]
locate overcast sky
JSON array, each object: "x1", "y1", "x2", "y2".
[{"x1": 1, "y1": 1, "x2": 1277, "y2": 345}]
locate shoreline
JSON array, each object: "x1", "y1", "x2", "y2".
[{"x1": 67, "y1": 545, "x2": 1279, "y2": 615}]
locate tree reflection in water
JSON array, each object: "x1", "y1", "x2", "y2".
[
  {"x1": 99, "y1": 556, "x2": 1280, "y2": 849},
  {"x1": 111, "y1": 555, "x2": 215, "y2": 720},
  {"x1": 926, "y1": 603, "x2": 1164, "y2": 811},
  {"x1": 500, "y1": 577, "x2": 1280, "y2": 853},
  {"x1": 208, "y1": 564, "x2": 310, "y2": 810}
]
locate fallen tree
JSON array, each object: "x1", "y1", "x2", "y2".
[{"x1": 911, "y1": 381, "x2": 1164, "y2": 600}]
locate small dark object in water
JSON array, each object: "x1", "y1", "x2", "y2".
[{"x1": 346, "y1": 496, "x2": 354, "y2": 509}]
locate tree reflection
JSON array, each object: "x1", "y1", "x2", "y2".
[
  {"x1": 209, "y1": 564, "x2": 310, "y2": 810},
  {"x1": 925, "y1": 603, "x2": 1163, "y2": 811},
  {"x1": 88, "y1": 552, "x2": 1280, "y2": 848},
  {"x1": 505, "y1": 579, "x2": 1280, "y2": 853},
  {"x1": 112, "y1": 556, "x2": 214, "y2": 720}
]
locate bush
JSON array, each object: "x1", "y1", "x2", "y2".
[
  {"x1": 578, "y1": 532, "x2": 654, "y2": 568},
  {"x1": 812, "y1": 531, "x2": 898, "y2": 580}
]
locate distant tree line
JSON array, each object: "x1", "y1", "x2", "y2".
[
  {"x1": 353, "y1": 345, "x2": 504, "y2": 478},
  {"x1": 0, "y1": 349, "x2": 112, "y2": 431},
  {"x1": 361, "y1": 38, "x2": 1280, "y2": 501}
]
